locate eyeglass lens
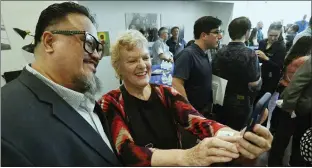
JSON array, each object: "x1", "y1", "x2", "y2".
[{"x1": 84, "y1": 33, "x2": 104, "y2": 57}]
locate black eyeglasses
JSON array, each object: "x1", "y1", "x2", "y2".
[
  {"x1": 50, "y1": 30, "x2": 104, "y2": 58},
  {"x1": 209, "y1": 30, "x2": 224, "y2": 35}
]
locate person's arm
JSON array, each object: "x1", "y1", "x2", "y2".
[
  {"x1": 1, "y1": 138, "x2": 34, "y2": 166},
  {"x1": 285, "y1": 56, "x2": 310, "y2": 82},
  {"x1": 247, "y1": 50, "x2": 262, "y2": 91},
  {"x1": 172, "y1": 78, "x2": 187, "y2": 99},
  {"x1": 281, "y1": 57, "x2": 312, "y2": 112},
  {"x1": 257, "y1": 44, "x2": 286, "y2": 70},
  {"x1": 100, "y1": 93, "x2": 239, "y2": 166},
  {"x1": 164, "y1": 86, "x2": 272, "y2": 160},
  {"x1": 257, "y1": 40, "x2": 266, "y2": 63},
  {"x1": 151, "y1": 136, "x2": 239, "y2": 166},
  {"x1": 165, "y1": 86, "x2": 227, "y2": 138},
  {"x1": 172, "y1": 50, "x2": 192, "y2": 99}
]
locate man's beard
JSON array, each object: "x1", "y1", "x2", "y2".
[{"x1": 72, "y1": 73, "x2": 102, "y2": 95}]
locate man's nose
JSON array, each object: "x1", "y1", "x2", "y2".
[
  {"x1": 90, "y1": 50, "x2": 101, "y2": 61},
  {"x1": 218, "y1": 34, "x2": 223, "y2": 39}
]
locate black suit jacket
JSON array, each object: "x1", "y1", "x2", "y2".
[{"x1": 1, "y1": 69, "x2": 122, "y2": 166}]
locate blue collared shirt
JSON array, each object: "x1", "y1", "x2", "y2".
[{"x1": 295, "y1": 20, "x2": 309, "y2": 33}]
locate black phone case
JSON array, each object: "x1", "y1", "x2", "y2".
[{"x1": 245, "y1": 92, "x2": 272, "y2": 132}]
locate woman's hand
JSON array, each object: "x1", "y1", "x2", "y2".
[
  {"x1": 237, "y1": 108, "x2": 273, "y2": 159},
  {"x1": 181, "y1": 136, "x2": 240, "y2": 166},
  {"x1": 255, "y1": 50, "x2": 269, "y2": 61},
  {"x1": 215, "y1": 109, "x2": 273, "y2": 160},
  {"x1": 237, "y1": 124, "x2": 273, "y2": 159}
]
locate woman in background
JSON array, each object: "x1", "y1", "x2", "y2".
[
  {"x1": 247, "y1": 28, "x2": 258, "y2": 46},
  {"x1": 99, "y1": 30, "x2": 273, "y2": 166},
  {"x1": 256, "y1": 22, "x2": 286, "y2": 96},
  {"x1": 268, "y1": 36, "x2": 312, "y2": 166},
  {"x1": 255, "y1": 22, "x2": 287, "y2": 120}
]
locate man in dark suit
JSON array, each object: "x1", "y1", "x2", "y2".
[{"x1": 1, "y1": 2, "x2": 122, "y2": 166}]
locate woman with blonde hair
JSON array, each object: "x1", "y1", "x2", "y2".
[{"x1": 99, "y1": 30, "x2": 273, "y2": 166}]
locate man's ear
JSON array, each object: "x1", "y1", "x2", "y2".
[
  {"x1": 200, "y1": 32, "x2": 206, "y2": 39},
  {"x1": 42, "y1": 31, "x2": 55, "y2": 53}
]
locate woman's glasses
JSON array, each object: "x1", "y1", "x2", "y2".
[{"x1": 50, "y1": 30, "x2": 104, "y2": 59}]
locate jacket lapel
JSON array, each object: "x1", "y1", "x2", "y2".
[
  {"x1": 18, "y1": 69, "x2": 120, "y2": 165},
  {"x1": 94, "y1": 104, "x2": 119, "y2": 155},
  {"x1": 52, "y1": 104, "x2": 121, "y2": 165}
]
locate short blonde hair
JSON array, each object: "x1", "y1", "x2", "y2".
[{"x1": 111, "y1": 29, "x2": 148, "y2": 79}]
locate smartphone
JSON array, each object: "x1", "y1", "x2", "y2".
[{"x1": 244, "y1": 92, "x2": 272, "y2": 133}]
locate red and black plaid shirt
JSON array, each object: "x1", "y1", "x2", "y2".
[{"x1": 99, "y1": 84, "x2": 225, "y2": 166}]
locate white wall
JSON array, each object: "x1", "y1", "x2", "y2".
[
  {"x1": 94, "y1": 56, "x2": 120, "y2": 99},
  {"x1": 0, "y1": 1, "x2": 76, "y2": 75},
  {"x1": 231, "y1": 1, "x2": 312, "y2": 38}
]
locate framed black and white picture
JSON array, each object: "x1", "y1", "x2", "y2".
[{"x1": 125, "y1": 13, "x2": 161, "y2": 42}]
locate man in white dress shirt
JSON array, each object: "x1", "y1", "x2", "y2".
[{"x1": 151, "y1": 27, "x2": 173, "y2": 65}]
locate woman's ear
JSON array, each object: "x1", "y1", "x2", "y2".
[{"x1": 42, "y1": 31, "x2": 54, "y2": 53}]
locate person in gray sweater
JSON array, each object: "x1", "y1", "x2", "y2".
[{"x1": 281, "y1": 56, "x2": 312, "y2": 166}]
